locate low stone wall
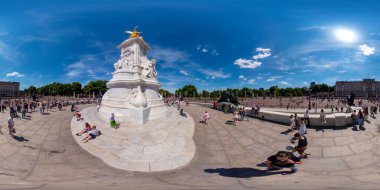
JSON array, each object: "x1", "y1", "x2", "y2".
[{"x1": 247, "y1": 110, "x2": 353, "y2": 129}]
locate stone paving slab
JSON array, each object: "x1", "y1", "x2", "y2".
[{"x1": 1, "y1": 103, "x2": 380, "y2": 189}]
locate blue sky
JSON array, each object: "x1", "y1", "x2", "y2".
[{"x1": 1, "y1": 0, "x2": 380, "y2": 92}]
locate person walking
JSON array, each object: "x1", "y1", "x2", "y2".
[
  {"x1": 21, "y1": 106, "x2": 26, "y2": 119},
  {"x1": 289, "y1": 114, "x2": 296, "y2": 132},
  {"x1": 233, "y1": 110, "x2": 239, "y2": 126},
  {"x1": 298, "y1": 118, "x2": 307, "y2": 135},
  {"x1": 304, "y1": 110, "x2": 310, "y2": 127},
  {"x1": 96, "y1": 103, "x2": 100, "y2": 112},
  {"x1": 320, "y1": 109, "x2": 326, "y2": 125},
  {"x1": 351, "y1": 110, "x2": 357, "y2": 130},
  {"x1": 358, "y1": 110, "x2": 364, "y2": 129},
  {"x1": 8, "y1": 116, "x2": 15, "y2": 135},
  {"x1": 0, "y1": 123, "x2": 3, "y2": 135},
  {"x1": 203, "y1": 111, "x2": 210, "y2": 125}
]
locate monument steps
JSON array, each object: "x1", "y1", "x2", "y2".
[{"x1": 71, "y1": 106, "x2": 196, "y2": 172}]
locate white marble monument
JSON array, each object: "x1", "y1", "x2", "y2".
[
  {"x1": 71, "y1": 27, "x2": 196, "y2": 172},
  {"x1": 99, "y1": 27, "x2": 167, "y2": 124}
]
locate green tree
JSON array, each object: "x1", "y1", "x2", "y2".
[
  {"x1": 159, "y1": 89, "x2": 173, "y2": 97},
  {"x1": 71, "y1": 82, "x2": 82, "y2": 94},
  {"x1": 82, "y1": 80, "x2": 108, "y2": 95},
  {"x1": 176, "y1": 84, "x2": 198, "y2": 97},
  {"x1": 26, "y1": 86, "x2": 37, "y2": 95}
]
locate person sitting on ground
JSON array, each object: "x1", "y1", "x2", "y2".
[
  {"x1": 266, "y1": 151, "x2": 302, "y2": 174},
  {"x1": 75, "y1": 111, "x2": 82, "y2": 121},
  {"x1": 83, "y1": 126, "x2": 100, "y2": 143},
  {"x1": 76, "y1": 122, "x2": 92, "y2": 136},
  {"x1": 292, "y1": 133, "x2": 310, "y2": 158},
  {"x1": 110, "y1": 113, "x2": 118, "y2": 129}
]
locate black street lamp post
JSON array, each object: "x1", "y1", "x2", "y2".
[{"x1": 308, "y1": 88, "x2": 311, "y2": 110}]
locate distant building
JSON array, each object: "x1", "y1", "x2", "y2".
[
  {"x1": 0, "y1": 82, "x2": 20, "y2": 97},
  {"x1": 335, "y1": 79, "x2": 380, "y2": 97}
]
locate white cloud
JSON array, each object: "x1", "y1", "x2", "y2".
[
  {"x1": 20, "y1": 35, "x2": 60, "y2": 43},
  {"x1": 248, "y1": 79, "x2": 255, "y2": 84},
  {"x1": 0, "y1": 41, "x2": 18, "y2": 62},
  {"x1": 239, "y1": 75, "x2": 247, "y2": 80},
  {"x1": 257, "y1": 76, "x2": 263, "y2": 79},
  {"x1": 180, "y1": 70, "x2": 189, "y2": 76},
  {"x1": 150, "y1": 47, "x2": 187, "y2": 68},
  {"x1": 337, "y1": 70, "x2": 346, "y2": 73},
  {"x1": 234, "y1": 58, "x2": 262, "y2": 69},
  {"x1": 252, "y1": 47, "x2": 271, "y2": 59},
  {"x1": 256, "y1": 47, "x2": 271, "y2": 53},
  {"x1": 359, "y1": 44, "x2": 375, "y2": 56},
  {"x1": 200, "y1": 68, "x2": 230, "y2": 79},
  {"x1": 64, "y1": 52, "x2": 116, "y2": 80},
  {"x1": 267, "y1": 78, "x2": 275, "y2": 82},
  {"x1": 253, "y1": 52, "x2": 271, "y2": 59},
  {"x1": 235, "y1": 47, "x2": 270, "y2": 69},
  {"x1": 298, "y1": 25, "x2": 329, "y2": 31},
  {"x1": 280, "y1": 81, "x2": 291, "y2": 86},
  {"x1": 6, "y1": 72, "x2": 24, "y2": 78},
  {"x1": 197, "y1": 44, "x2": 219, "y2": 55}
]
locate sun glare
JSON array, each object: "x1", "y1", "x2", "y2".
[{"x1": 334, "y1": 28, "x2": 357, "y2": 43}]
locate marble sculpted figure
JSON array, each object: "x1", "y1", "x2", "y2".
[{"x1": 99, "y1": 27, "x2": 167, "y2": 124}]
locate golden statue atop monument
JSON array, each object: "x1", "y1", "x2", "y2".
[{"x1": 126, "y1": 26, "x2": 141, "y2": 38}]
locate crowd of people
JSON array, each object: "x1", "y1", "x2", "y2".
[
  {"x1": 240, "y1": 96, "x2": 379, "y2": 113},
  {"x1": 0, "y1": 96, "x2": 96, "y2": 136}
]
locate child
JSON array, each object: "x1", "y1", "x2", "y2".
[{"x1": 203, "y1": 111, "x2": 210, "y2": 125}]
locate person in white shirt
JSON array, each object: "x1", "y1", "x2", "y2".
[
  {"x1": 298, "y1": 118, "x2": 307, "y2": 135},
  {"x1": 304, "y1": 110, "x2": 310, "y2": 127},
  {"x1": 320, "y1": 109, "x2": 326, "y2": 125},
  {"x1": 96, "y1": 103, "x2": 100, "y2": 112},
  {"x1": 8, "y1": 117, "x2": 15, "y2": 135},
  {"x1": 83, "y1": 126, "x2": 100, "y2": 143}
]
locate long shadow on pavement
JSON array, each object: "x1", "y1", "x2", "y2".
[
  {"x1": 204, "y1": 168, "x2": 285, "y2": 178},
  {"x1": 12, "y1": 135, "x2": 29, "y2": 142}
]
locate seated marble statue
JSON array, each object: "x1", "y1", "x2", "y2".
[{"x1": 143, "y1": 59, "x2": 157, "y2": 78}]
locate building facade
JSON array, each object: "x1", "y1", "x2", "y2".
[
  {"x1": 0, "y1": 82, "x2": 20, "y2": 97},
  {"x1": 335, "y1": 79, "x2": 380, "y2": 97}
]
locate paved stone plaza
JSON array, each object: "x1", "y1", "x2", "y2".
[{"x1": 1, "y1": 104, "x2": 380, "y2": 189}]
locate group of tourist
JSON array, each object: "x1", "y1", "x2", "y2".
[
  {"x1": 75, "y1": 122, "x2": 101, "y2": 143},
  {"x1": 0, "y1": 96, "x2": 95, "y2": 136},
  {"x1": 265, "y1": 133, "x2": 309, "y2": 174}
]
